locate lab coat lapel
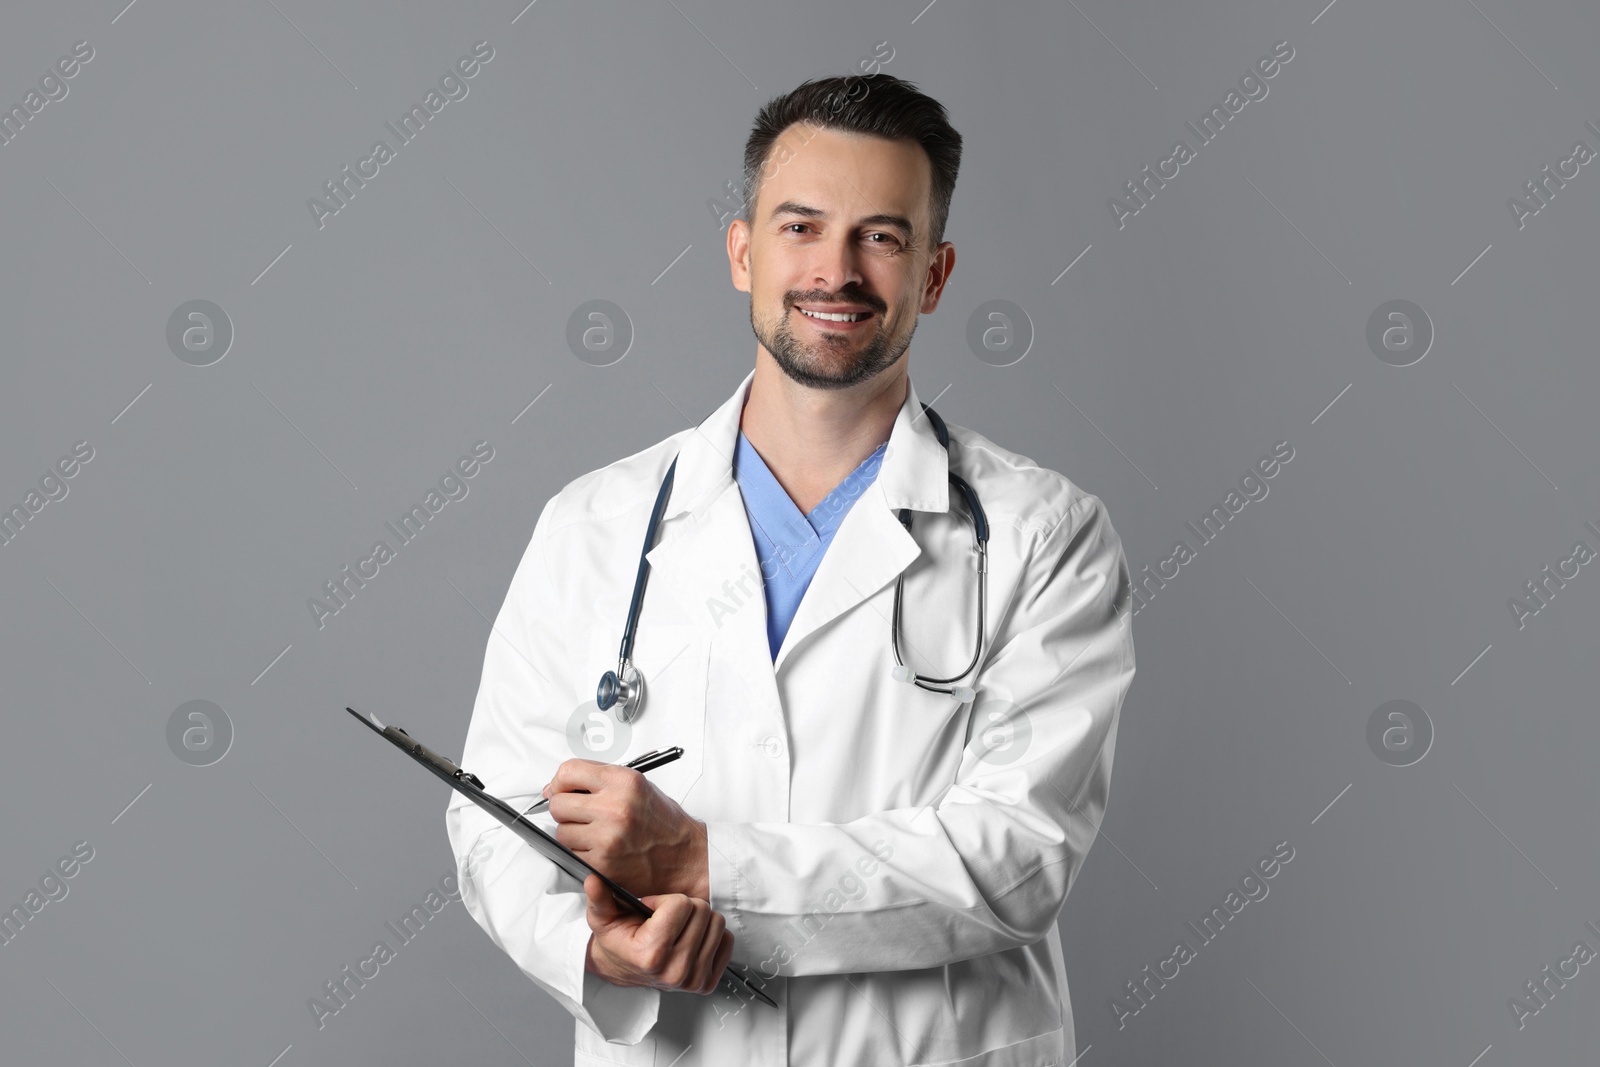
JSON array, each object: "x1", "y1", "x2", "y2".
[
  {"x1": 769, "y1": 486, "x2": 918, "y2": 673},
  {"x1": 649, "y1": 481, "x2": 775, "y2": 668},
  {"x1": 772, "y1": 377, "x2": 951, "y2": 673},
  {"x1": 641, "y1": 371, "x2": 772, "y2": 669}
]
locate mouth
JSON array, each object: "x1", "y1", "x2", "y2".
[{"x1": 794, "y1": 304, "x2": 876, "y2": 329}]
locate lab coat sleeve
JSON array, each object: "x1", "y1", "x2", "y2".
[
  {"x1": 445, "y1": 496, "x2": 660, "y2": 1044},
  {"x1": 705, "y1": 492, "x2": 1136, "y2": 977}
]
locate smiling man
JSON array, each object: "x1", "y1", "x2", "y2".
[{"x1": 447, "y1": 73, "x2": 1136, "y2": 1067}]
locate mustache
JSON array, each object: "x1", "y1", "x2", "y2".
[{"x1": 787, "y1": 292, "x2": 885, "y2": 313}]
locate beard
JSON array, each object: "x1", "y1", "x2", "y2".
[{"x1": 750, "y1": 294, "x2": 915, "y2": 391}]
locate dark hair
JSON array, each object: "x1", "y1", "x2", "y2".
[{"x1": 741, "y1": 73, "x2": 964, "y2": 249}]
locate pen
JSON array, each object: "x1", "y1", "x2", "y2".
[{"x1": 522, "y1": 746, "x2": 684, "y2": 816}]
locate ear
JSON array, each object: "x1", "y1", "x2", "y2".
[
  {"x1": 728, "y1": 217, "x2": 752, "y2": 294},
  {"x1": 919, "y1": 241, "x2": 956, "y2": 314}
]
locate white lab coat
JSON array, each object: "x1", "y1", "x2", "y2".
[{"x1": 446, "y1": 369, "x2": 1136, "y2": 1067}]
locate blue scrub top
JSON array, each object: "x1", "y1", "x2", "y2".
[{"x1": 733, "y1": 429, "x2": 888, "y2": 659}]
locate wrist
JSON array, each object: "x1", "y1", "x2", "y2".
[{"x1": 684, "y1": 820, "x2": 711, "y2": 900}]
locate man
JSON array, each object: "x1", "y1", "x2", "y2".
[{"x1": 446, "y1": 73, "x2": 1136, "y2": 1066}]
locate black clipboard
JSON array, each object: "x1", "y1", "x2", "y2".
[{"x1": 344, "y1": 706, "x2": 776, "y2": 1008}]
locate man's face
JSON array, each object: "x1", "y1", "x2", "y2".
[{"x1": 729, "y1": 124, "x2": 954, "y2": 391}]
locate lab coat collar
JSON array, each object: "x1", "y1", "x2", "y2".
[
  {"x1": 648, "y1": 366, "x2": 952, "y2": 671},
  {"x1": 661, "y1": 367, "x2": 951, "y2": 523}
]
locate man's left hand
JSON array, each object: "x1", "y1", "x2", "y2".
[{"x1": 544, "y1": 758, "x2": 710, "y2": 900}]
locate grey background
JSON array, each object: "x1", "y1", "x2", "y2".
[{"x1": 2, "y1": 0, "x2": 1596, "y2": 1064}]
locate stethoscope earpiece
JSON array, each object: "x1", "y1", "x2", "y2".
[{"x1": 891, "y1": 664, "x2": 978, "y2": 704}]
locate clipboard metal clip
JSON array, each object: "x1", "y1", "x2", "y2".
[{"x1": 347, "y1": 705, "x2": 485, "y2": 789}]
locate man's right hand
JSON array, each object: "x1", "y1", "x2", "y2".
[{"x1": 582, "y1": 874, "x2": 735, "y2": 995}]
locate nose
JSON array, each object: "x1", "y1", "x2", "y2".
[{"x1": 810, "y1": 231, "x2": 865, "y2": 296}]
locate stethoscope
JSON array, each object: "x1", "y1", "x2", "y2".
[{"x1": 597, "y1": 403, "x2": 990, "y2": 723}]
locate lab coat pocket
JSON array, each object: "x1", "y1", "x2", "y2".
[
  {"x1": 577, "y1": 614, "x2": 710, "y2": 809},
  {"x1": 912, "y1": 1026, "x2": 1065, "y2": 1067},
  {"x1": 574, "y1": 1026, "x2": 658, "y2": 1066}
]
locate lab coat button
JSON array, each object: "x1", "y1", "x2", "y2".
[{"x1": 761, "y1": 735, "x2": 783, "y2": 759}]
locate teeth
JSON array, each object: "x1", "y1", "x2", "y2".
[{"x1": 799, "y1": 307, "x2": 868, "y2": 322}]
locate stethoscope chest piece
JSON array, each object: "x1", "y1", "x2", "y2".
[{"x1": 596, "y1": 662, "x2": 644, "y2": 723}]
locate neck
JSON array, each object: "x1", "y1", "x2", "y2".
[{"x1": 739, "y1": 350, "x2": 906, "y2": 514}]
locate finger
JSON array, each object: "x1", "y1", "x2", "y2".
[
  {"x1": 584, "y1": 875, "x2": 619, "y2": 932},
  {"x1": 668, "y1": 899, "x2": 712, "y2": 988},
  {"x1": 691, "y1": 908, "x2": 729, "y2": 991},
  {"x1": 639, "y1": 893, "x2": 694, "y2": 951},
  {"x1": 690, "y1": 909, "x2": 727, "y2": 993},
  {"x1": 546, "y1": 792, "x2": 601, "y2": 825},
  {"x1": 548, "y1": 758, "x2": 611, "y2": 798},
  {"x1": 553, "y1": 821, "x2": 596, "y2": 855},
  {"x1": 709, "y1": 929, "x2": 736, "y2": 994}
]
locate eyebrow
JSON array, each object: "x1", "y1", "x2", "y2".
[{"x1": 768, "y1": 200, "x2": 916, "y2": 241}]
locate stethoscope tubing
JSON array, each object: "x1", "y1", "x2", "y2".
[{"x1": 600, "y1": 403, "x2": 989, "y2": 719}]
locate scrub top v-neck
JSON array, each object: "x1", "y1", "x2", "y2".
[{"x1": 732, "y1": 430, "x2": 888, "y2": 659}]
